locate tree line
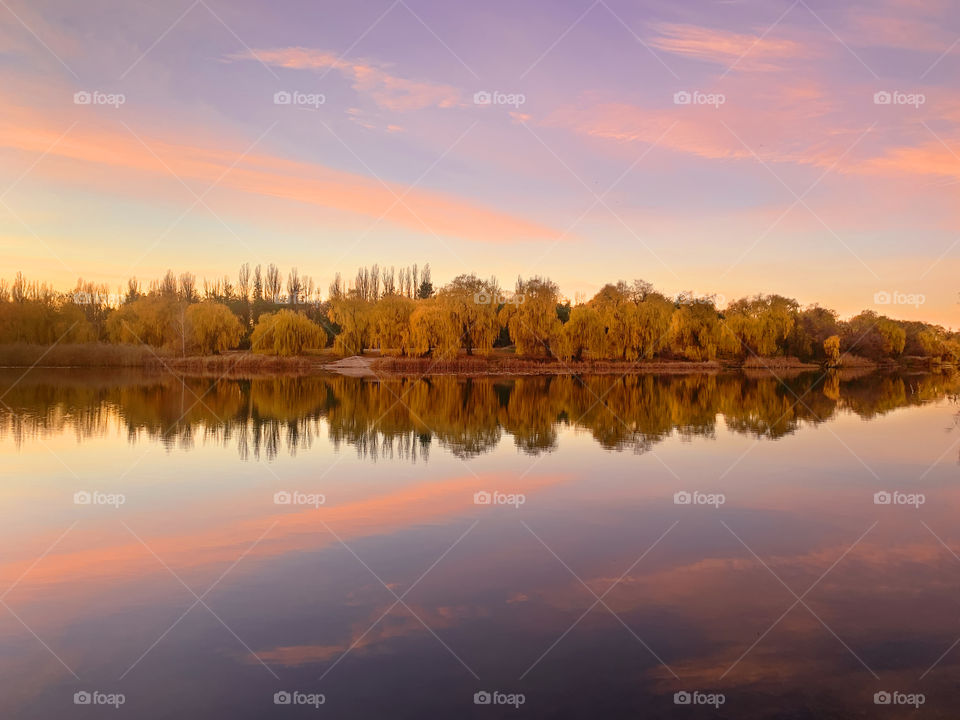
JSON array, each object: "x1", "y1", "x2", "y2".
[{"x1": 0, "y1": 267, "x2": 957, "y2": 363}]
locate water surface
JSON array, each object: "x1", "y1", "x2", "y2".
[{"x1": 2, "y1": 369, "x2": 959, "y2": 718}]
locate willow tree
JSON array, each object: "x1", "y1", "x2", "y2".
[
  {"x1": 668, "y1": 300, "x2": 728, "y2": 361},
  {"x1": 724, "y1": 295, "x2": 798, "y2": 358},
  {"x1": 844, "y1": 311, "x2": 906, "y2": 360},
  {"x1": 498, "y1": 277, "x2": 562, "y2": 357},
  {"x1": 435, "y1": 275, "x2": 499, "y2": 356},
  {"x1": 371, "y1": 294, "x2": 414, "y2": 356},
  {"x1": 823, "y1": 335, "x2": 841, "y2": 366},
  {"x1": 0, "y1": 295, "x2": 95, "y2": 344},
  {"x1": 327, "y1": 296, "x2": 373, "y2": 356},
  {"x1": 634, "y1": 295, "x2": 674, "y2": 359},
  {"x1": 787, "y1": 305, "x2": 840, "y2": 361},
  {"x1": 186, "y1": 302, "x2": 243, "y2": 354},
  {"x1": 584, "y1": 281, "x2": 673, "y2": 360},
  {"x1": 251, "y1": 309, "x2": 325, "y2": 356},
  {"x1": 556, "y1": 305, "x2": 604, "y2": 361},
  {"x1": 406, "y1": 298, "x2": 458, "y2": 358},
  {"x1": 106, "y1": 295, "x2": 179, "y2": 347}
]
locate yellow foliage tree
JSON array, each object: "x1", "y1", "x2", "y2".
[
  {"x1": 499, "y1": 277, "x2": 562, "y2": 357},
  {"x1": 327, "y1": 296, "x2": 372, "y2": 356},
  {"x1": 669, "y1": 301, "x2": 728, "y2": 361},
  {"x1": 724, "y1": 295, "x2": 798, "y2": 357},
  {"x1": 0, "y1": 299, "x2": 95, "y2": 344},
  {"x1": 823, "y1": 335, "x2": 841, "y2": 366},
  {"x1": 251, "y1": 309, "x2": 325, "y2": 356},
  {"x1": 370, "y1": 294, "x2": 414, "y2": 355},
  {"x1": 581, "y1": 281, "x2": 674, "y2": 360},
  {"x1": 406, "y1": 299, "x2": 460, "y2": 358},
  {"x1": 435, "y1": 275, "x2": 499, "y2": 356},
  {"x1": 556, "y1": 305, "x2": 604, "y2": 361},
  {"x1": 105, "y1": 296, "x2": 180, "y2": 347},
  {"x1": 186, "y1": 302, "x2": 243, "y2": 354}
]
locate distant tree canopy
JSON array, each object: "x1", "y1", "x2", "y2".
[
  {"x1": 105, "y1": 296, "x2": 242, "y2": 355},
  {"x1": 0, "y1": 266, "x2": 958, "y2": 364}
]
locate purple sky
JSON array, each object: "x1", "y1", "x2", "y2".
[{"x1": 1, "y1": 0, "x2": 959, "y2": 323}]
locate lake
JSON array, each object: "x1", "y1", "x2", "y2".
[{"x1": 1, "y1": 368, "x2": 959, "y2": 718}]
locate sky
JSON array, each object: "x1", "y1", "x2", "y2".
[{"x1": 1, "y1": 0, "x2": 959, "y2": 325}]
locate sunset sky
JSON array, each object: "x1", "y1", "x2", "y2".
[{"x1": 1, "y1": 0, "x2": 959, "y2": 324}]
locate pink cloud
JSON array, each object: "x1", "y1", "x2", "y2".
[
  {"x1": 231, "y1": 47, "x2": 461, "y2": 111},
  {"x1": 543, "y1": 81, "x2": 844, "y2": 168},
  {"x1": 0, "y1": 100, "x2": 558, "y2": 245},
  {"x1": 867, "y1": 142, "x2": 960, "y2": 178},
  {"x1": 648, "y1": 23, "x2": 807, "y2": 70}
]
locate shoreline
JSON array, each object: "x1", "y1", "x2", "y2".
[
  {"x1": 0, "y1": 351, "x2": 820, "y2": 375},
  {"x1": 0, "y1": 345, "x2": 949, "y2": 379}
]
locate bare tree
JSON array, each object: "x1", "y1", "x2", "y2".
[
  {"x1": 253, "y1": 265, "x2": 263, "y2": 301},
  {"x1": 124, "y1": 277, "x2": 141, "y2": 304},
  {"x1": 178, "y1": 272, "x2": 197, "y2": 302},
  {"x1": 370, "y1": 264, "x2": 381, "y2": 301},
  {"x1": 237, "y1": 263, "x2": 251, "y2": 302},
  {"x1": 12, "y1": 272, "x2": 26, "y2": 303},
  {"x1": 203, "y1": 277, "x2": 218, "y2": 300},
  {"x1": 354, "y1": 267, "x2": 368, "y2": 301},
  {"x1": 329, "y1": 272, "x2": 344, "y2": 300},
  {"x1": 265, "y1": 264, "x2": 282, "y2": 302},
  {"x1": 159, "y1": 270, "x2": 178, "y2": 297},
  {"x1": 418, "y1": 263, "x2": 433, "y2": 298},
  {"x1": 287, "y1": 267, "x2": 303, "y2": 305},
  {"x1": 382, "y1": 266, "x2": 396, "y2": 296}
]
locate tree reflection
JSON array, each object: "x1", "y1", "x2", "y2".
[{"x1": 0, "y1": 369, "x2": 957, "y2": 460}]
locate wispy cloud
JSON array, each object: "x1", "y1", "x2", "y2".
[
  {"x1": 648, "y1": 23, "x2": 806, "y2": 70},
  {"x1": 544, "y1": 79, "x2": 843, "y2": 168},
  {"x1": 847, "y1": 13, "x2": 956, "y2": 52},
  {"x1": 227, "y1": 47, "x2": 461, "y2": 111}
]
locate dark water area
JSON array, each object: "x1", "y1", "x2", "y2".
[{"x1": 1, "y1": 368, "x2": 959, "y2": 718}]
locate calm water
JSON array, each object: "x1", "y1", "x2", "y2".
[{"x1": 1, "y1": 369, "x2": 959, "y2": 719}]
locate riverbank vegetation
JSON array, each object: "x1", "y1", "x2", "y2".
[{"x1": 0, "y1": 265, "x2": 956, "y2": 368}]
